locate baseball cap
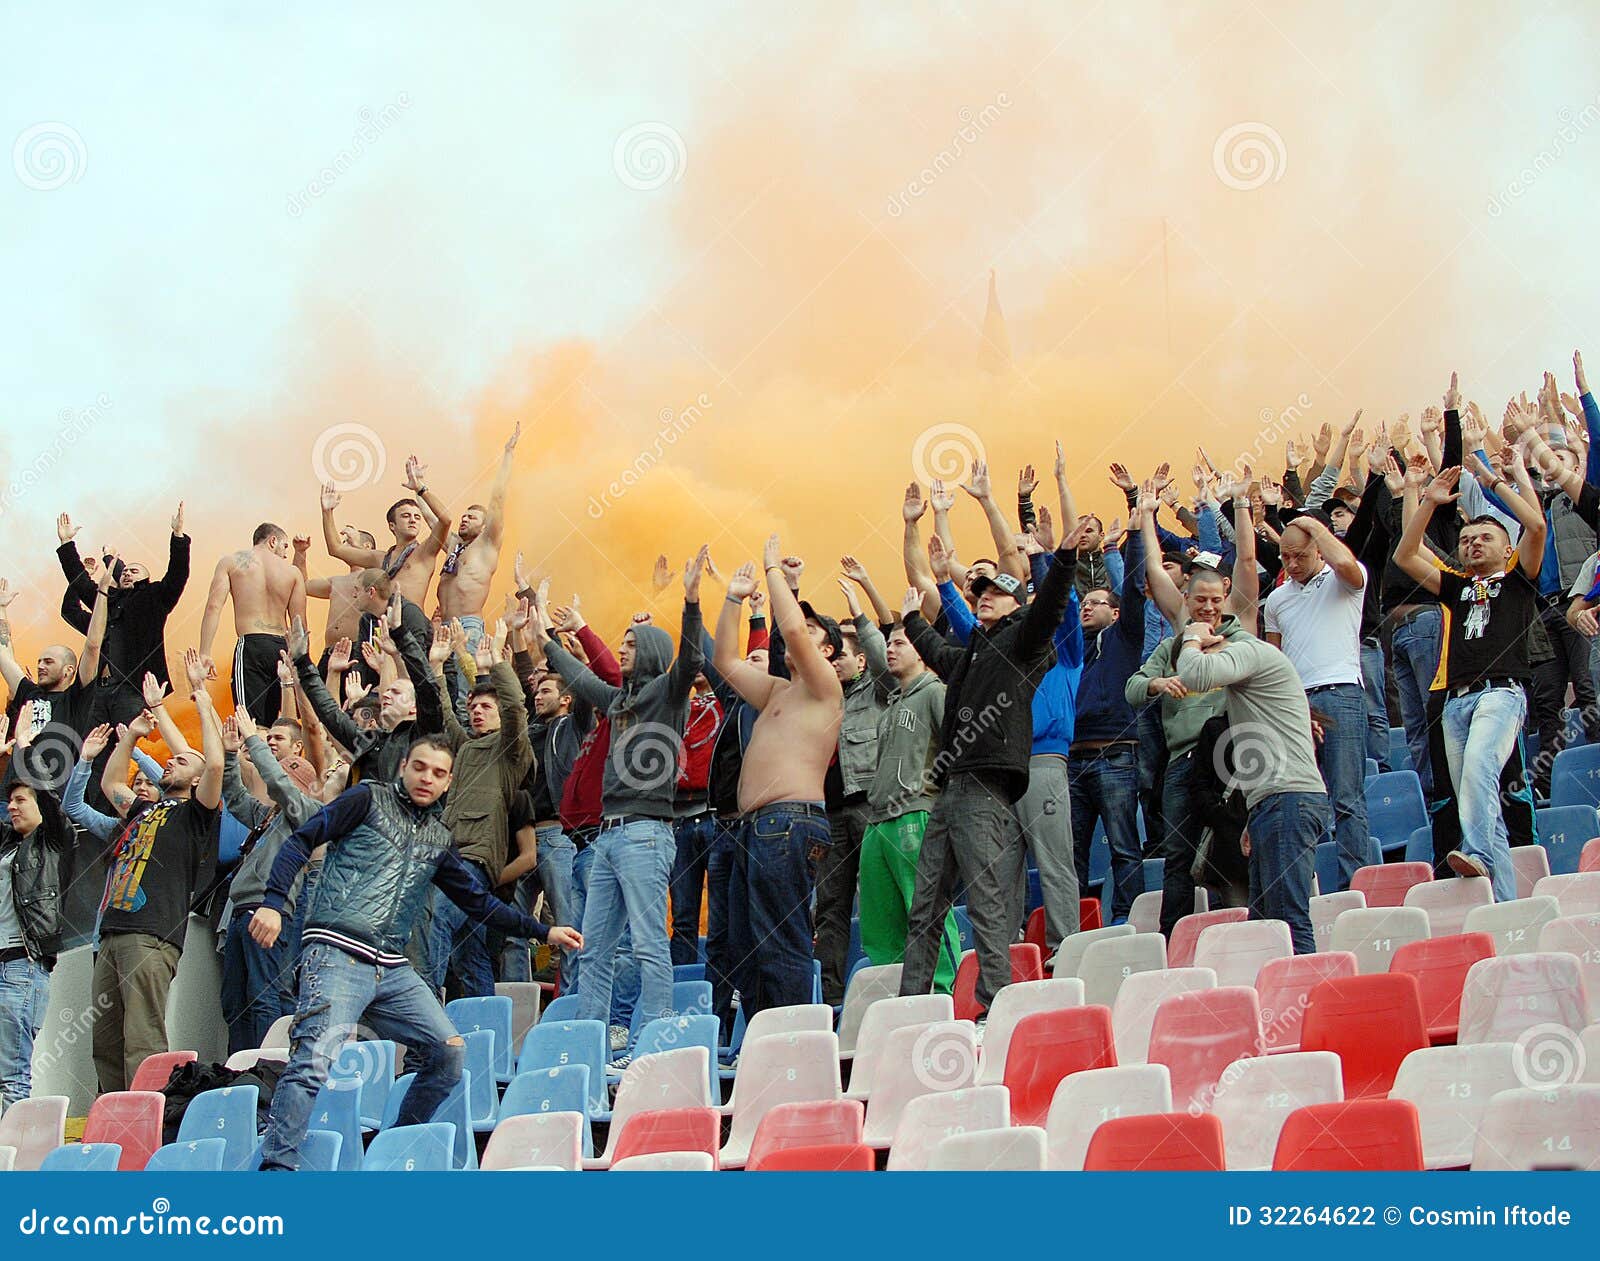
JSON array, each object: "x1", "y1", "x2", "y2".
[
  {"x1": 969, "y1": 572, "x2": 1026, "y2": 602},
  {"x1": 798, "y1": 601, "x2": 845, "y2": 657}
]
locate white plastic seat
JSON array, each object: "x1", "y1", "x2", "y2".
[
  {"x1": 976, "y1": 978, "x2": 1085, "y2": 1085},
  {"x1": 843, "y1": 994, "x2": 952, "y2": 1100},
  {"x1": 861, "y1": 1021, "x2": 978, "y2": 1147},
  {"x1": 611, "y1": 1151, "x2": 716, "y2": 1171},
  {"x1": 1585, "y1": 1025, "x2": 1600, "y2": 1082},
  {"x1": 1210, "y1": 1051, "x2": 1342, "y2": 1170},
  {"x1": 1390, "y1": 1043, "x2": 1520, "y2": 1169},
  {"x1": 0, "y1": 1145, "x2": 14, "y2": 1171},
  {"x1": 742, "y1": 1003, "x2": 833, "y2": 1049},
  {"x1": 590, "y1": 1047, "x2": 713, "y2": 1168},
  {"x1": 1403, "y1": 878, "x2": 1495, "y2": 938},
  {"x1": 0, "y1": 1096, "x2": 67, "y2": 1171},
  {"x1": 224, "y1": 1048, "x2": 288, "y2": 1073},
  {"x1": 719, "y1": 1030, "x2": 841, "y2": 1169},
  {"x1": 495, "y1": 982, "x2": 543, "y2": 1051},
  {"x1": 1512, "y1": 845, "x2": 1553, "y2": 900},
  {"x1": 1127, "y1": 891, "x2": 1162, "y2": 935},
  {"x1": 261, "y1": 1014, "x2": 294, "y2": 1049},
  {"x1": 1540, "y1": 916, "x2": 1600, "y2": 1021},
  {"x1": 1051, "y1": 924, "x2": 1135, "y2": 979},
  {"x1": 1533, "y1": 872, "x2": 1600, "y2": 918},
  {"x1": 1457, "y1": 953, "x2": 1589, "y2": 1045},
  {"x1": 1077, "y1": 933, "x2": 1168, "y2": 1008},
  {"x1": 837, "y1": 965, "x2": 902, "y2": 1058},
  {"x1": 481, "y1": 1113, "x2": 584, "y2": 1171},
  {"x1": 1044, "y1": 1064, "x2": 1172, "y2": 1171},
  {"x1": 1310, "y1": 890, "x2": 1366, "y2": 953},
  {"x1": 1256, "y1": 951, "x2": 1359, "y2": 1052},
  {"x1": 1110, "y1": 967, "x2": 1217, "y2": 1065},
  {"x1": 1192, "y1": 920, "x2": 1292, "y2": 987},
  {"x1": 885, "y1": 1084, "x2": 1010, "y2": 1171},
  {"x1": 1463, "y1": 895, "x2": 1560, "y2": 956},
  {"x1": 1328, "y1": 906, "x2": 1430, "y2": 973},
  {"x1": 928, "y1": 1125, "x2": 1047, "y2": 1171},
  {"x1": 1472, "y1": 1084, "x2": 1600, "y2": 1170}
]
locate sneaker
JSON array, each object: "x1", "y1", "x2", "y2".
[
  {"x1": 610, "y1": 1053, "x2": 632, "y2": 1073},
  {"x1": 608, "y1": 1024, "x2": 630, "y2": 1052},
  {"x1": 1447, "y1": 849, "x2": 1490, "y2": 880}
]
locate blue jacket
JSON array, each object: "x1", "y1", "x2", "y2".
[{"x1": 1075, "y1": 528, "x2": 1148, "y2": 743}]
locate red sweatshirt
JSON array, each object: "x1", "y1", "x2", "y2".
[{"x1": 558, "y1": 624, "x2": 620, "y2": 832}]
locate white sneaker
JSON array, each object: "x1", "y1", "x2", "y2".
[
  {"x1": 608, "y1": 1024, "x2": 630, "y2": 1052},
  {"x1": 1447, "y1": 849, "x2": 1490, "y2": 880}
]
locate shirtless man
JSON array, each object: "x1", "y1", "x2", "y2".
[
  {"x1": 292, "y1": 523, "x2": 373, "y2": 676},
  {"x1": 432, "y1": 423, "x2": 520, "y2": 642},
  {"x1": 713, "y1": 535, "x2": 843, "y2": 1018},
  {"x1": 319, "y1": 454, "x2": 449, "y2": 612},
  {"x1": 198, "y1": 523, "x2": 308, "y2": 725}
]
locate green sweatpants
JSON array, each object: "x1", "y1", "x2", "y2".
[{"x1": 859, "y1": 811, "x2": 962, "y2": 993}]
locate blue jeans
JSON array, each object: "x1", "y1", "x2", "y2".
[
  {"x1": 728, "y1": 802, "x2": 830, "y2": 1020},
  {"x1": 0, "y1": 957, "x2": 50, "y2": 1106},
  {"x1": 569, "y1": 841, "x2": 637, "y2": 1024},
  {"x1": 221, "y1": 913, "x2": 294, "y2": 1055},
  {"x1": 1069, "y1": 745, "x2": 1142, "y2": 922},
  {"x1": 260, "y1": 941, "x2": 464, "y2": 1171},
  {"x1": 1392, "y1": 608, "x2": 1443, "y2": 796},
  {"x1": 1246, "y1": 790, "x2": 1327, "y2": 954},
  {"x1": 1361, "y1": 641, "x2": 1391, "y2": 770},
  {"x1": 501, "y1": 826, "x2": 577, "y2": 984},
  {"x1": 428, "y1": 868, "x2": 499, "y2": 1000},
  {"x1": 1158, "y1": 750, "x2": 1202, "y2": 939},
  {"x1": 1309, "y1": 683, "x2": 1372, "y2": 889},
  {"x1": 705, "y1": 820, "x2": 737, "y2": 1041},
  {"x1": 278, "y1": 860, "x2": 320, "y2": 1013},
  {"x1": 1442, "y1": 685, "x2": 1525, "y2": 903},
  {"x1": 576, "y1": 820, "x2": 673, "y2": 1036},
  {"x1": 669, "y1": 813, "x2": 717, "y2": 966}
]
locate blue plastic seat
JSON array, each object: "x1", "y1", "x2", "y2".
[
  {"x1": 1552, "y1": 746, "x2": 1600, "y2": 810},
  {"x1": 1365, "y1": 758, "x2": 1380, "y2": 780},
  {"x1": 627, "y1": 980, "x2": 713, "y2": 1043},
  {"x1": 459, "y1": 1028, "x2": 500, "y2": 1133},
  {"x1": 515, "y1": 1019, "x2": 608, "y2": 1116},
  {"x1": 811, "y1": 959, "x2": 823, "y2": 1004},
  {"x1": 309, "y1": 1075, "x2": 365, "y2": 1169},
  {"x1": 1536, "y1": 804, "x2": 1600, "y2": 875},
  {"x1": 1141, "y1": 857, "x2": 1164, "y2": 895},
  {"x1": 539, "y1": 994, "x2": 581, "y2": 1023},
  {"x1": 379, "y1": 1073, "x2": 415, "y2": 1131},
  {"x1": 1403, "y1": 824, "x2": 1434, "y2": 866},
  {"x1": 428, "y1": 1072, "x2": 478, "y2": 1169},
  {"x1": 445, "y1": 995, "x2": 514, "y2": 1084},
  {"x1": 175, "y1": 1084, "x2": 259, "y2": 1171},
  {"x1": 329, "y1": 1039, "x2": 396, "y2": 1131},
  {"x1": 845, "y1": 916, "x2": 864, "y2": 979},
  {"x1": 951, "y1": 905, "x2": 975, "y2": 953},
  {"x1": 1388, "y1": 727, "x2": 1412, "y2": 772},
  {"x1": 1315, "y1": 840, "x2": 1342, "y2": 896},
  {"x1": 674, "y1": 963, "x2": 706, "y2": 983},
  {"x1": 500, "y1": 1065, "x2": 595, "y2": 1157},
  {"x1": 1365, "y1": 771, "x2": 1428, "y2": 854},
  {"x1": 635, "y1": 1014, "x2": 721, "y2": 1103},
  {"x1": 1087, "y1": 828, "x2": 1111, "y2": 909},
  {"x1": 41, "y1": 1142, "x2": 121, "y2": 1171},
  {"x1": 1025, "y1": 865, "x2": 1043, "y2": 914},
  {"x1": 1563, "y1": 707, "x2": 1589, "y2": 750},
  {"x1": 298, "y1": 1128, "x2": 344, "y2": 1172},
  {"x1": 146, "y1": 1137, "x2": 226, "y2": 1172},
  {"x1": 362, "y1": 1123, "x2": 456, "y2": 1172}
]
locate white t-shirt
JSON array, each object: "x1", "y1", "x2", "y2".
[
  {"x1": 1568, "y1": 550, "x2": 1600, "y2": 601},
  {"x1": 1263, "y1": 561, "x2": 1366, "y2": 690}
]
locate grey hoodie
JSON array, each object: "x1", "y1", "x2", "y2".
[
  {"x1": 867, "y1": 669, "x2": 947, "y2": 821},
  {"x1": 542, "y1": 601, "x2": 704, "y2": 819},
  {"x1": 220, "y1": 735, "x2": 323, "y2": 915}
]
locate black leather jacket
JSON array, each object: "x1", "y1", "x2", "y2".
[{"x1": 0, "y1": 794, "x2": 71, "y2": 967}]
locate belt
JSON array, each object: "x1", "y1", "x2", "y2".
[
  {"x1": 1448, "y1": 677, "x2": 1523, "y2": 700},
  {"x1": 1307, "y1": 682, "x2": 1360, "y2": 695},
  {"x1": 1070, "y1": 739, "x2": 1137, "y2": 757},
  {"x1": 746, "y1": 801, "x2": 829, "y2": 818},
  {"x1": 598, "y1": 813, "x2": 671, "y2": 831},
  {"x1": 0, "y1": 946, "x2": 30, "y2": 966},
  {"x1": 1390, "y1": 605, "x2": 1439, "y2": 629}
]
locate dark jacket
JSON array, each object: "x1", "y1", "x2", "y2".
[
  {"x1": 0, "y1": 792, "x2": 71, "y2": 967},
  {"x1": 903, "y1": 544, "x2": 1079, "y2": 801},
  {"x1": 57, "y1": 534, "x2": 189, "y2": 694},
  {"x1": 219, "y1": 735, "x2": 323, "y2": 915},
  {"x1": 437, "y1": 661, "x2": 533, "y2": 878},
  {"x1": 1075, "y1": 528, "x2": 1148, "y2": 744}
]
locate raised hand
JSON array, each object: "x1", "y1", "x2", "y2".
[
  {"x1": 428, "y1": 623, "x2": 452, "y2": 667},
  {"x1": 726, "y1": 563, "x2": 757, "y2": 601},
  {"x1": 1108, "y1": 462, "x2": 1135, "y2": 492},
  {"x1": 57, "y1": 513, "x2": 79, "y2": 544},
  {"x1": 276, "y1": 651, "x2": 296, "y2": 687},
  {"x1": 840, "y1": 555, "x2": 869, "y2": 584},
  {"x1": 959, "y1": 460, "x2": 993, "y2": 501},
  {"x1": 762, "y1": 534, "x2": 782, "y2": 574},
  {"x1": 1577, "y1": 349, "x2": 1589, "y2": 397},
  {"x1": 1312, "y1": 423, "x2": 1332, "y2": 461},
  {"x1": 837, "y1": 577, "x2": 862, "y2": 614},
  {"x1": 327, "y1": 637, "x2": 353, "y2": 673},
  {"x1": 292, "y1": 532, "x2": 312, "y2": 554},
  {"x1": 554, "y1": 596, "x2": 584, "y2": 633},
  {"x1": 1443, "y1": 370, "x2": 1461, "y2": 412},
  {"x1": 1033, "y1": 504, "x2": 1056, "y2": 551},
  {"x1": 0, "y1": 580, "x2": 17, "y2": 610},
  {"x1": 901, "y1": 586, "x2": 923, "y2": 620},
  {"x1": 1053, "y1": 440, "x2": 1066, "y2": 480},
  {"x1": 1018, "y1": 464, "x2": 1038, "y2": 497},
  {"x1": 81, "y1": 723, "x2": 113, "y2": 762},
  {"x1": 171, "y1": 501, "x2": 185, "y2": 536},
  {"x1": 1340, "y1": 409, "x2": 1363, "y2": 437},
  {"x1": 95, "y1": 551, "x2": 119, "y2": 592},
  {"x1": 1383, "y1": 452, "x2": 1406, "y2": 495},
  {"x1": 514, "y1": 550, "x2": 531, "y2": 591},
  {"x1": 475, "y1": 633, "x2": 495, "y2": 671},
  {"x1": 780, "y1": 555, "x2": 805, "y2": 589},
  {"x1": 183, "y1": 648, "x2": 209, "y2": 693},
  {"x1": 926, "y1": 533, "x2": 951, "y2": 583},
  {"x1": 651, "y1": 554, "x2": 671, "y2": 593},
  {"x1": 748, "y1": 588, "x2": 766, "y2": 617},
  {"x1": 402, "y1": 455, "x2": 428, "y2": 492},
  {"x1": 1423, "y1": 466, "x2": 1462, "y2": 506},
  {"x1": 1136, "y1": 478, "x2": 1159, "y2": 515},
  {"x1": 360, "y1": 639, "x2": 384, "y2": 671},
  {"x1": 287, "y1": 616, "x2": 310, "y2": 660},
  {"x1": 385, "y1": 593, "x2": 403, "y2": 633},
  {"x1": 127, "y1": 710, "x2": 156, "y2": 740},
  {"x1": 902, "y1": 481, "x2": 927, "y2": 522},
  {"x1": 320, "y1": 482, "x2": 341, "y2": 512},
  {"x1": 1258, "y1": 475, "x2": 1282, "y2": 507},
  {"x1": 929, "y1": 478, "x2": 955, "y2": 513},
  {"x1": 1420, "y1": 405, "x2": 1443, "y2": 435},
  {"x1": 1150, "y1": 462, "x2": 1174, "y2": 493},
  {"x1": 221, "y1": 715, "x2": 242, "y2": 754},
  {"x1": 505, "y1": 420, "x2": 522, "y2": 454},
  {"x1": 684, "y1": 545, "x2": 709, "y2": 601},
  {"x1": 1388, "y1": 415, "x2": 1412, "y2": 453}
]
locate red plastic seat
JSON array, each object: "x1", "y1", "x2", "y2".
[
  {"x1": 1350, "y1": 862, "x2": 1433, "y2": 908},
  {"x1": 1079, "y1": 899, "x2": 1103, "y2": 932},
  {"x1": 1272, "y1": 1099, "x2": 1424, "y2": 1170},
  {"x1": 1581, "y1": 838, "x2": 1600, "y2": 874},
  {"x1": 1146, "y1": 986, "x2": 1263, "y2": 1113},
  {"x1": 609, "y1": 1107, "x2": 721, "y2": 1169},
  {"x1": 129, "y1": 1049, "x2": 197, "y2": 1093},
  {"x1": 1300, "y1": 973, "x2": 1428, "y2": 1098},
  {"x1": 748, "y1": 1142, "x2": 875, "y2": 1171},
  {"x1": 82, "y1": 1090, "x2": 165, "y2": 1171},
  {"x1": 746, "y1": 1100, "x2": 863, "y2": 1171},
  {"x1": 1390, "y1": 932, "x2": 1496, "y2": 1044},
  {"x1": 1083, "y1": 1113, "x2": 1226, "y2": 1171},
  {"x1": 1167, "y1": 908, "x2": 1249, "y2": 968},
  {"x1": 1002, "y1": 1006, "x2": 1116, "y2": 1127},
  {"x1": 1255, "y1": 951, "x2": 1359, "y2": 1052},
  {"x1": 1025, "y1": 908, "x2": 1047, "y2": 957},
  {"x1": 953, "y1": 943, "x2": 1043, "y2": 1021}
]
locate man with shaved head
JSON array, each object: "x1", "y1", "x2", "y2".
[{"x1": 198, "y1": 522, "x2": 308, "y2": 725}]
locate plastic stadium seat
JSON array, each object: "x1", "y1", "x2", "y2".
[
  {"x1": 746, "y1": 1100, "x2": 864, "y2": 1171},
  {"x1": 1044, "y1": 1063, "x2": 1172, "y2": 1171},
  {"x1": 0, "y1": 1095, "x2": 67, "y2": 1170},
  {"x1": 1537, "y1": 803, "x2": 1600, "y2": 872},
  {"x1": 515, "y1": 1020, "x2": 608, "y2": 1116},
  {"x1": 626, "y1": 980, "x2": 713, "y2": 1045},
  {"x1": 976, "y1": 978, "x2": 1085, "y2": 1085},
  {"x1": 720, "y1": 1030, "x2": 842, "y2": 1168},
  {"x1": 428, "y1": 1072, "x2": 479, "y2": 1169},
  {"x1": 1472, "y1": 1084, "x2": 1600, "y2": 1170},
  {"x1": 1192, "y1": 920, "x2": 1292, "y2": 988},
  {"x1": 363, "y1": 1123, "x2": 456, "y2": 1171},
  {"x1": 1457, "y1": 952, "x2": 1589, "y2": 1045},
  {"x1": 500, "y1": 1066, "x2": 595, "y2": 1157},
  {"x1": 1146, "y1": 986, "x2": 1262, "y2": 1114},
  {"x1": 1534, "y1": 872, "x2": 1600, "y2": 917},
  {"x1": 380, "y1": 1073, "x2": 415, "y2": 1130},
  {"x1": 1350, "y1": 861, "x2": 1432, "y2": 908},
  {"x1": 1167, "y1": 908, "x2": 1249, "y2": 969},
  {"x1": 1364, "y1": 772, "x2": 1428, "y2": 853},
  {"x1": 1464, "y1": 895, "x2": 1560, "y2": 956},
  {"x1": 145, "y1": 1137, "x2": 227, "y2": 1172},
  {"x1": 1024, "y1": 907, "x2": 1047, "y2": 957},
  {"x1": 40, "y1": 1142, "x2": 121, "y2": 1172},
  {"x1": 1301, "y1": 973, "x2": 1428, "y2": 1098},
  {"x1": 449, "y1": 1030, "x2": 496, "y2": 1134},
  {"x1": 724, "y1": 1003, "x2": 832, "y2": 1068},
  {"x1": 1403, "y1": 877, "x2": 1493, "y2": 938},
  {"x1": 496, "y1": 981, "x2": 543, "y2": 1050},
  {"x1": 1390, "y1": 933, "x2": 1497, "y2": 1044},
  {"x1": 1083, "y1": 1112, "x2": 1225, "y2": 1170},
  {"x1": 1390, "y1": 1043, "x2": 1520, "y2": 1168},
  {"x1": 481, "y1": 1112, "x2": 584, "y2": 1171},
  {"x1": 610, "y1": 1106, "x2": 721, "y2": 1168},
  {"x1": 1272, "y1": 1099, "x2": 1423, "y2": 1170},
  {"x1": 1550, "y1": 747, "x2": 1600, "y2": 811},
  {"x1": 929, "y1": 1125, "x2": 1047, "y2": 1171},
  {"x1": 844, "y1": 994, "x2": 954, "y2": 1100},
  {"x1": 862, "y1": 1021, "x2": 978, "y2": 1147},
  {"x1": 1515, "y1": 844, "x2": 1554, "y2": 898},
  {"x1": 952, "y1": 905, "x2": 974, "y2": 952},
  {"x1": 307, "y1": 1076, "x2": 364, "y2": 1170},
  {"x1": 176, "y1": 1084, "x2": 259, "y2": 1171},
  {"x1": 82, "y1": 1090, "x2": 164, "y2": 1171},
  {"x1": 950, "y1": 943, "x2": 1044, "y2": 1021},
  {"x1": 1052, "y1": 923, "x2": 1135, "y2": 978},
  {"x1": 1581, "y1": 838, "x2": 1600, "y2": 873},
  {"x1": 1310, "y1": 890, "x2": 1366, "y2": 952},
  {"x1": 1210, "y1": 1051, "x2": 1343, "y2": 1170},
  {"x1": 0, "y1": 1147, "x2": 14, "y2": 1171},
  {"x1": 749, "y1": 1142, "x2": 874, "y2": 1171},
  {"x1": 130, "y1": 1049, "x2": 197, "y2": 1092},
  {"x1": 1110, "y1": 968, "x2": 1217, "y2": 1066},
  {"x1": 224, "y1": 1048, "x2": 286, "y2": 1073},
  {"x1": 539, "y1": 994, "x2": 581, "y2": 1023},
  {"x1": 330, "y1": 1038, "x2": 396, "y2": 1131},
  {"x1": 1329, "y1": 905, "x2": 1431, "y2": 974},
  {"x1": 886, "y1": 1084, "x2": 1010, "y2": 1171},
  {"x1": 674, "y1": 963, "x2": 706, "y2": 983},
  {"x1": 836, "y1": 964, "x2": 903, "y2": 1058},
  {"x1": 446, "y1": 995, "x2": 514, "y2": 1083},
  {"x1": 1404, "y1": 824, "x2": 1434, "y2": 865},
  {"x1": 261, "y1": 1013, "x2": 294, "y2": 1048},
  {"x1": 1256, "y1": 952, "x2": 1358, "y2": 1053},
  {"x1": 1079, "y1": 898, "x2": 1103, "y2": 932},
  {"x1": 594, "y1": 1047, "x2": 714, "y2": 1166},
  {"x1": 1540, "y1": 915, "x2": 1600, "y2": 1021},
  {"x1": 612, "y1": 1151, "x2": 716, "y2": 1171},
  {"x1": 1127, "y1": 891, "x2": 1162, "y2": 935},
  {"x1": 635, "y1": 1014, "x2": 721, "y2": 1103},
  {"x1": 1077, "y1": 933, "x2": 1168, "y2": 1008},
  {"x1": 1387, "y1": 726, "x2": 1412, "y2": 772},
  {"x1": 297, "y1": 1129, "x2": 344, "y2": 1172},
  {"x1": 1004, "y1": 1006, "x2": 1117, "y2": 1127}
]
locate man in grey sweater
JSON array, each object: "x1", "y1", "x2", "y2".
[{"x1": 1173, "y1": 617, "x2": 1328, "y2": 953}]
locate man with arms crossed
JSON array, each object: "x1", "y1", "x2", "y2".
[{"x1": 198, "y1": 523, "x2": 307, "y2": 725}]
